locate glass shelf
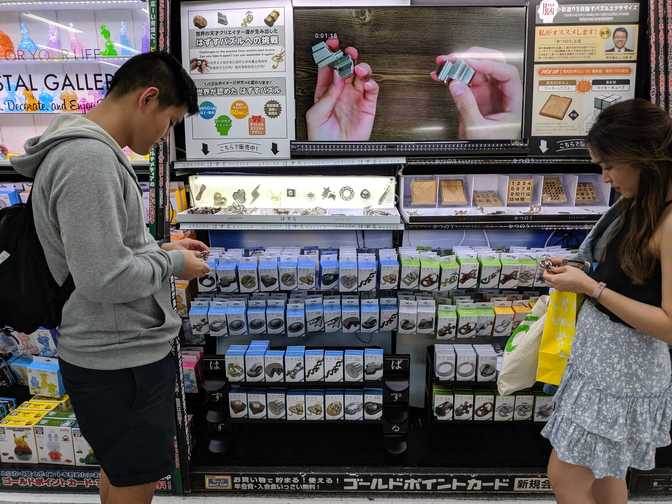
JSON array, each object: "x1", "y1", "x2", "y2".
[{"x1": 0, "y1": 0, "x2": 147, "y2": 12}]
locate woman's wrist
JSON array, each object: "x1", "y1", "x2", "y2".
[{"x1": 583, "y1": 277, "x2": 600, "y2": 296}]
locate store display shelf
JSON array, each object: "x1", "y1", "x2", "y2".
[
  {"x1": 404, "y1": 157, "x2": 596, "y2": 173},
  {"x1": 230, "y1": 380, "x2": 384, "y2": 390},
  {"x1": 291, "y1": 141, "x2": 529, "y2": 157},
  {"x1": 0, "y1": 56, "x2": 132, "y2": 65},
  {"x1": 174, "y1": 157, "x2": 405, "y2": 172},
  {"x1": 229, "y1": 418, "x2": 382, "y2": 425},
  {"x1": 431, "y1": 380, "x2": 499, "y2": 389},
  {"x1": 190, "y1": 465, "x2": 552, "y2": 494},
  {"x1": 0, "y1": 0, "x2": 146, "y2": 11},
  {"x1": 179, "y1": 221, "x2": 405, "y2": 231},
  {"x1": 0, "y1": 465, "x2": 173, "y2": 493}
]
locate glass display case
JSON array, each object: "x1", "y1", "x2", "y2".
[{"x1": 0, "y1": 0, "x2": 150, "y2": 164}]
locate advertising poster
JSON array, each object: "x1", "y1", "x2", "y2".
[
  {"x1": 181, "y1": 1, "x2": 294, "y2": 159},
  {"x1": 293, "y1": 6, "x2": 526, "y2": 142},
  {"x1": 529, "y1": 0, "x2": 640, "y2": 156}
]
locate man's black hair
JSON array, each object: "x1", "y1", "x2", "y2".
[
  {"x1": 613, "y1": 27, "x2": 628, "y2": 39},
  {"x1": 107, "y1": 51, "x2": 198, "y2": 115}
]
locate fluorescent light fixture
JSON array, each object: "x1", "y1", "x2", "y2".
[{"x1": 22, "y1": 13, "x2": 83, "y2": 33}]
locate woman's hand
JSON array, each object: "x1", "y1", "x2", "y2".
[
  {"x1": 162, "y1": 239, "x2": 209, "y2": 257},
  {"x1": 543, "y1": 265, "x2": 598, "y2": 295}
]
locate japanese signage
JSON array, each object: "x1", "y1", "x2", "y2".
[
  {"x1": 203, "y1": 471, "x2": 552, "y2": 494},
  {"x1": 181, "y1": 1, "x2": 294, "y2": 160},
  {"x1": 0, "y1": 469, "x2": 172, "y2": 492},
  {"x1": 528, "y1": 0, "x2": 640, "y2": 156}
]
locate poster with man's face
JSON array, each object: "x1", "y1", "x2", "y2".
[{"x1": 293, "y1": 6, "x2": 526, "y2": 142}]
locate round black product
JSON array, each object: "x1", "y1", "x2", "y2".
[
  {"x1": 227, "y1": 363, "x2": 244, "y2": 377},
  {"x1": 281, "y1": 273, "x2": 297, "y2": 287},
  {"x1": 400, "y1": 320, "x2": 416, "y2": 331},
  {"x1": 246, "y1": 364, "x2": 263, "y2": 378},
  {"x1": 345, "y1": 362, "x2": 363, "y2": 379},
  {"x1": 229, "y1": 400, "x2": 246, "y2": 414},
  {"x1": 265, "y1": 363, "x2": 284, "y2": 379},
  {"x1": 260, "y1": 275, "x2": 278, "y2": 287},
  {"x1": 361, "y1": 317, "x2": 378, "y2": 329},
  {"x1": 229, "y1": 320, "x2": 245, "y2": 332},
  {"x1": 434, "y1": 401, "x2": 454, "y2": 418},
  {"x1": 475, "y1": 401, "x2": 494, "y2": 418},
  {"x1": 340, "y1": 275, "x2": 357, "y2": 289},
  {"x1": 249, "y1": 401, "x2": 266, "y2": 415},
  {"x1": 208, "y1": 437, "x2": 231, "y2": 454},
  {"x1": 365, "y1": 362, "x2": 383, "y2": 376},
  {"x1": 418, "y1": 318, "x2": 434, "y2": 330},
  {"x1": 249, "y1": 319, "x2": 265, "y2": 331},
  {"x1": 480, "y1": 363, "x2": 496, "y2": 377},
  {"x1": 320, "y1": 273, "x2": 339, "y2": 286},
  {"x1": 288, "y1": 321, "x2": 304, "y2": 333},
  {"x1": 199, "y1": 276, "x2": 216, "y2": 288},
  {"x1": 342, "y1": 317, "x2": 360, "y2": 330},
  {"x1": 364, "y1": 401, "x2": 382, "y2": 415},
  {"x1": 209, "y1": 320, "x2": 227, "y2": 333},
  {"x1": 240, "y1": 275, "x2": 257, "y2": 289},
  {"x1": 268, "y1": 318, "x2": 284, "y2": 330},
  {"x1": 218, "y1": 275, "x2": 237, "y2": 288}
]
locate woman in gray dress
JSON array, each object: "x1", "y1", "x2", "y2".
[{"x1": 542, "y1": 98, "x2": 672, "y2": 504}]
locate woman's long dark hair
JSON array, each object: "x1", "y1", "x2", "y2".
[{"x1": 587, "y1": 98, "x2": 672, "y2": 284}]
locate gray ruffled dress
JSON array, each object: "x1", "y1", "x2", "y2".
[{"x1": 541, "y1": 203, "x2": 672, "y2": 480}]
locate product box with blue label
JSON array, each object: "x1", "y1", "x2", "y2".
[
  {"x1": 344, "y1": 391, "x2": 364, "y2": 421},
  {"x1": 189, "y1": 303, "x2": 210, "y2": 341},
  {"x1": 27, "y1": 359, "x2": 65, "y2": 399},
  {"x1": 339, "y1": 254, "x2": 358, "y2": 293},
  {"x1": 198, "y1": 258, "x2": 219, "y2": 294},
  {"x1": 208, "y1": 302, "x2": 228, "y2": 338},
  {"x1": 360, "y1": 299, "x2": 379, "y2": 333},
  {"x1": 247, "y1": 300, "x2": 267, "y2": 335},
  {"x1": 259, "y1": 256, "x2": 279, "y2": 292},
  {"x1": 379, "y1": 297, "x2": 398, "y2": 331},
  {"x1": 245, "y1": 346, "x2": 266, "y2": 383},
  {"x1": 286, "y1": 390, "x2": 305, "y2": 420},
  {"x1": 323, "y1": 296, "x2": 342, "y2": 333},
  {"x1": 264, "y1": 350, "x2": 285, "y2": 382},
  {"x1": 357, "y1": 254, "x2": 377, "y2": 291},
  {"x1": 325, "y1": 390, "x2": 344, "y2": 421},
  {"x1": 225, "y1": 345, "x2": 247, "y2": 383},
  {"x1": 286, "y1": 302, "x2": 306, "y2": 338},
  {"x1": 305, "y1": 349, "x2": 324, "y2": 382},
  {"x1": 266, "y1": 300, "x2": 286, "y2": 335},
  {"x1": 216, "y1": 258, "x2": 238, "y2": 293},
  {"x1": 324, "y1": 350, "x2": 344, "y2": 382},
  {"x1": 341, "y1": 297, "x2": 360, "y2": 333},
  {"x1": 226, "y1": 301, "x2": 248, "y2": 337},
  {"x1": 305, "y1": 296, "x2": 324, "y2": 333},
  {"x1": 279, "y1": 256, "x2": 298, "y2": 290},
  {"x1": 364, "y1": 348, "x2": 384, "y2": 381},
  {"x1": 285, "y1": 346, "x2": 305, "y2": 382},
  {"x1": 379, "y1": 250, "x2": 399, "y2": 290},
  {"x1": 298, "y1": 255, "x2": 317, "y2": 290},
  {"x1": 306, "y1": 390, "x2": 324, "y2": 421},
  {"x1": 344, "y1": 349, "x2": 364, "y2": 382},
  {"x1": 364, "y1": 389, "x2": 383, "y2": 420},
  {"x1": 320, "y1": 254, "x2": 339, "y2": 291},
  {"x1": 238, "y1": 257, "x2": 259, "y2": 293}
]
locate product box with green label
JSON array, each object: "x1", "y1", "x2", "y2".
[
  {"x1": 499, "y1": 254, "x2": 521, "y2": 288},
  {"x1": 437, "y1": 305, "x2": 457, "y2": 339},
  {"x1": 457, "y1": 255, "x2": 479, "y2": 289},
  {"x1": 400, "y1": 253, "x2": 420, "y2": 289},
  {"x1": 473, "y1": 391, "x2": 495, "y2": 421},
  {"x1": 419, "y1": 257, "x2": 440, "y2": 291},
  {"x1": 432, "y1": 385, "x2": 454, "y2": 421},
  {"x1": 456, "y1": 304, "x2": 478, "y2": 338},
  {"x1": 439, "y1": 255, "x2": 460, "y2": 291},
  {"x1": 478, "y1": 255, "x2": 501, "y2": 289}
]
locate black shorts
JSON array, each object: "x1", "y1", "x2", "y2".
[{"x1": 59, "y1": 353, "x2": 176, "y2": 487}]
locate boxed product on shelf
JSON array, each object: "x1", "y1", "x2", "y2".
[
  {"x1": 437, "y1": 305, "x2": 457, "y2": 339},
  {"x1": 182, "y1": 355, "x2": 201, "y2": 393},
  {"x1": 238, "y1": 257, "x2": 259, "y2": 293},
  {"x1": 287, "y1": 391, "x2": 306, "y2": 421},
  {"x1": 266, "y1": 299, "x2": 286, "y2": 335},
  {"x1": 379, "y1": 250, "x2": 399, "y2": 290},
  {"x1": 279, "y1": 256, "x2": 298, "y2": 291},
  {"x1": 267, "y1": 390, "x2": 286, "y2": 420},
  {"x1": 320, "y1": 254, "x2": 339, "y2": 291},
  {"x1": 499, "y1": 254, "x2": 521, "y2": 288},
  {"x1": 298, "y1": 255, "x2": 318, "y2": 291},
  {"x1": 285, "y1": 346, "x2": 306, "y2": 383},
  {"x1": 475, "y1": 303, "x2": 495, "y2": 337},
  {"x1": 174, "y1": 280, "x2": 192, "y2": 318},
  {"x1": 344, "y1": 391, "x2": 364, "y2": 421},
  {"x1": 398, "y1": 299, "x2": 417, "y2": 334},
  {"x1": 259, "y1": 256, "x2": 280, "y2": 292},
  {"x1": 325, "y1": 390, "x2": 344, "y2": 421},
  {"x1": 517, "y1": 255, "x2": 538, "y2": 288},
  {"x1": 27, "y1": 358, "x2": 64, "y2": 399},
  {"x1": 439, "y1": 176, "x2": 468, "y2": 206},
  {"x1": 433, "y1": 385, "x2": 454, "y2": 420},
  {"x1": 514, "y1": 393, "x2": 535, "y2": 421},
  {"x1": 358, "y1": 254, "x2": 377, "y2": 291},
  {"x1": 473, "y1": 391, "x2": 495, "y2": 422},
  {"x1": 435, "y1": 344, "x2": 456, "y2": 380},
  {"x1": 363, "y1": 389, "x2": 383, "y2": 421},
  {"x1": 247, "y1": 300, "x2": 267, "y2": 336},
  {"x1": 217, "y1": 258, "x2": 238, "y2": 293},
  {"x1": 227, "y1": 301, "x2": 248, "y2": 337},
  {"x1": 478, "y1": 255, "x2": 501, "y2": 289},
  {"x1": 341, "y1": 297, "x2": 360, "y2": 333},
  {"x1": 456, "y1": 304, "x2": 478, "y2": 338},
  {"x1": 225, "y1": 345, "x2": 247, "y2": 383},
  {"x1": 364, "y1": 348, "x2": 384, "y2": 381},
  {"x1": 399, "y1": 253, "x2": 420, "y2": 289},
  {"x1": 264, "y1": 349, "x2": 285, "y2": 383},
  {"x1": 453, "y1": 390, "x2": 474, "y2": 421},
  {"x1": 198, "y1": 259, "x2": 219, "y2": 294},
  {"x1": 534, "y1": 394, "x2": 554, "y2": 422},
  {"x1": 247, "y1": 390, "x2": 267, "y2": 420},
  {"x1": 454, "y1": 345, "x2": 477, "y2": 382},
  {"x1": 323, "y1": 296, "x2": 342, "y2": 332},
  {"x1": 208, "y1": 302, "x2": 228, "y2": 338},
  {"x1": 512, "y1": 301, "x2": 532, "y2": 329},
  {"x1": 417, "y1": 299, "x2": 436, "y2": 334},
  {"x1": 324, "y1": 350, "x2": 345, "y2": 382},
  {"x1": 419, "y1": 256, "x2": 440, "y2": 291},
  {"x1": 286, "y1": 301, "x2": 306, "y2": 338},
  {"x1": 229, "y1": 388, "x2": 248, "y2": 419},
  {"x1": 408, "y1": 176, "x2": 438, "y2": 207},
  {"x1": 360, "y1": 299, "x2": 379, "y2": 333},
  {"x1": 439, "y1": 255, "x2": 460, "y2": 290},
  {"x1": 306, "y1": 391, "x2": 324, "y2": 421},
  {"x1": 493, "y1": 301, "x2": 515, "y2": 337},
  {"x1": 34, "y1": 417, "x2": 77, "y2": 465},
  {"x1": 245, "y1": 346, "x2": 266, "y2": 383},
  {"x1": 72, "y1": 425, "x2": 98, "y2": 467},
  {"x1": 305, "y1": 349, "x2": 325, "y2": 382},
  {"x1": 474, "y1": 345, "x2": 498, "y2": 382},
  {"x1": 457, "y1": 255, "x2": 479, "y2": 289},
  {"x1": 379, "y1": 297, "x2": 398, "y2": 331},
  {"x1": 339, "y1": 254, "x2": 358, "y2": 293},
  {"x1": 343, "y1": 349, "x2": 364, "y2": 382},
  {"x1": 306, "y1": 296, "x2": 325, "y2": 333},
  {"x1": 189, "y1": 301, "x2": 210, "y2": 341},
  {"x1": 8, "y1": 356, "x2": 32, "y2": 386}
]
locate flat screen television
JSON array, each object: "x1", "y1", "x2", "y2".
[{"x1": 293, "y1": 5, "x2": 527, "y2": 146}]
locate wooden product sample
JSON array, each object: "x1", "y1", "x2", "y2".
[
  {"x1": 440, "y1": 179, "x2": 468, "y2": 205},
  {"x1": 575, "y1": 182, "x2": 599, "y2": 204},
  {"x1": 473, "y1": 190, "x2": 503, "y2": 207},
  {"x1": 542, "y1": 176, "x2": 568, "y2": 204},
  {"x1": 410, "y1": 178, "x2": 438, "y2": 206},
  {"x1": 540, "y1": 94, "x2": 572, "y2": 120},
  {"x1": 507, "y1": 178, "x2": 534, "y2": 205}
]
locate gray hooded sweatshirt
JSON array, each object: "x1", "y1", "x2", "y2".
[{"x1": 12, "y1": 115, "x2": 186, "y2": 370}]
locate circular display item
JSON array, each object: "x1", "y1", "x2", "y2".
[
  {"x1": 268, "y1": 318, "x2": 284, "y2": 330},
  {"x1": 456, "y1": 361, "x2": 475, "y2": 378},
  {"x1": 340, "y1": 275, "x2": 357, "y2": 289},
  {"x1": 227, "y1": 363, "x2": 244, "y2": 378},
  {"x1": 434, "y1": 400, "x2": 453, "y2": 417},
  {"x1": 436, "y1": 361, "x2": 455, "y2": 378},
  {"x1": 475, "y1": 401, "x2": 494, "y2": 418},
  {"x1": 229, "y1": 400, "x2": 246, "y2": 414},
  {"x1": 240, "y1": 274, "x2": 257, "y2": 290},
  {"x1": 288, "y1": 321, "x2": 304, "y2": 333},
  {"x1": 246, "y1": 364, "x2": 263, "y2": 378},
  {"x1": 199, "y1": 276, "x2": 216, "y2": 289},
  {"x1": 479, "y1": 363, "x2": 497, "y2": 378},
  {"x1": 496, "y1": 404, "x2": 513, "y2": 418},
  {"x1": 249, "y1": 401, "x2": 266, "y2": 415},
  {"x1": 260, "y1": 275, "x2": 278, "y2": 288},
  {"x1": 281, "y1": 273, "x2": 297, "y2": 287},
  {"x1": 249, "y1": 319, "x2": 265, "y2": 331},
  {"x1": 228, "y1": 320, "x2": 245, "y2": 332},
  {"x1": 339, "y1": 186, "x2": 355, "y2": 201},
  {"x1": 360, "y1": 189, "x2": 371, "y2": 200},
  {"x1": 326, "y1": 402, "x2": 342, "y2": 417},
  {"x1": 345, "y1": 362, "x2": 363, "y2": 379},
  {"x1": 364, "y1": 401, "x2": 382, "y2": 416},
  {"x1": 268, "y1": 400, "x2": 285, "y2": 416}
]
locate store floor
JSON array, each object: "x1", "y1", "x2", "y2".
[{"x1": 0, "y1": 494, "x2": 669, "y2": 503}]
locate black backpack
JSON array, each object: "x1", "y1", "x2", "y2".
[{"x1": 0, "y1": 186, "x2": 74, "y2": 333}]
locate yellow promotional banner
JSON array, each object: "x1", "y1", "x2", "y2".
[{"x1": 536, "y1": 290, "x2": 584, "y2": 385}]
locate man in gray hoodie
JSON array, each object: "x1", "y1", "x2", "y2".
[{"x1": 12, "y1": 52, "x2": 209, "y2": 504}]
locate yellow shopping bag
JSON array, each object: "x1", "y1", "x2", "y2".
[{"x1": 536, "y1": 290, "x2": 584, "y2": 385}]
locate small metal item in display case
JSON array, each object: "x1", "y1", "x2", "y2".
[
  {"x1": 339, "y1": 186, "x2": 355, "y2": 201},
  {"x1": 437, "y1": 59, "x2": 476, "y2": 86}
]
